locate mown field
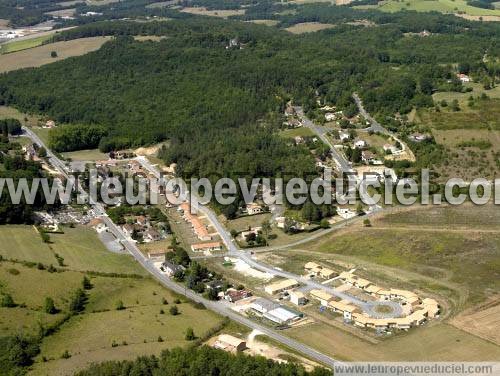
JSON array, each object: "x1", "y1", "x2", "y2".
[
  {"x1": 375, "y1": 0, "x2": 500, "y2": 16},
  {"x1": 0, "y1": 37, "x2": 112, "y2": 73},
  {"x1": 0, "y1": 225, "x2": 230, "y2": 375},
  {"x1": 0, "y1": 35, "x2": 53, "y2": 54},
  {"x1": 284, "y1": 22, "x2": 335, "y2": 34}
]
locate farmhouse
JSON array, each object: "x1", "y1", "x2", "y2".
[
  {"x1": 214, "y1": 334, "x2": 246, "y2": 353},
  {"x1": 264, "y1": 279, "x2": 299, "y2": 295}
]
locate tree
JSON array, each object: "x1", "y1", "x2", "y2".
[
  {"x1": 363, "y1": 218, "x2": 372, "y2": 227},
  {"x1": 261, "y1": 219, "x2": 271, "y2": 238},
  {"x1": 50, "y1": 51, "x2": 58, "y2": 58},
  {"x1": 69, "y1": 289, "x2": 87, "y2": 314},
  {"x1": 450, "y1": 99, "x2": 460, "y2": 112},
  {"x1": 43, "y1": 297, "x2": 57, "y2": 314},
  {"x1": 37, "y1": 147, "x2": 47, "y2": 158},
  {"x1": 185, "y1": 327, "x2": 195, "y2": 341},
  {"x1": 82, "y1": 276, "x2": 93, "y2": 290},
  {"x1": 319, "y1": 218, "x2": 329, "y2": 228},
  {"x1": 115, "y1": 300, "x2": 125, "y2": 310},
  {"x1": 169, "y1": 305, "x2": 179, "y2": 316},
  {"x1": 1, "y1": 294, "x2": 16, "y2": 307}
]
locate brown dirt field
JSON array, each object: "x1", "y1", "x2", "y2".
[
  {"x1": 450, "y1": 296, "x2": 500, "y2": 345},
  {"x1": 455, "y1": 14, "x2": 500, "y2": 21},
  {"x1": 0, "y1": 36, "x2": 112, "y2": 73},
  {"x1": 180, "y1": 7, "x2": 245, "y2": 18},
  {"x1": 285, "y1": 22, "x2": 335, "y2": 34}
]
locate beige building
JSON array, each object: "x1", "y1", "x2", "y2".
[
  {"x1": 309, "y1": 289, "x2": 334, "y2": 306},
  {"x1": 290, "y1": 291, "x2": 306, "y2": 306},
  {"x1": 214, "y1": 334, "x2": 246, "y2": 352},
  {"x1": 264, "y1": 279, "x2": 299, "y2": 295}
]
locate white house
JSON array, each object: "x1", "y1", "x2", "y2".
[
  {"x1": 354, "y1": 139, "x2": 367, "y2": 149},
  {"x1": 339, "y1": 132, "x2": 350, "y2": 142},
  {"x1": 325, "y1": 112, "x2": 336, "y2": 122},
  {"x1": 290, "y1": 291, "x2": 307, "y2": 306}
]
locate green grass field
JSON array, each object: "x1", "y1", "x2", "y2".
[
  {"x1": 0, "y1": 225, "x2": 146, "y2": 275},
  {"x1": 376, "y1": 0, "x2": 500, "y2": 16},
  {"x1": 62, "y1": 149, "x2": 109, "y2": 161},
  {"x1": 279, "y1": 127, "x2": 315, "y2": 138},
  {"x1": 0, "y1": 35, "x2": 52, "y2": 54},
  {"x1": 0, "y1": 225, "x2": 229, "y2": 375}
]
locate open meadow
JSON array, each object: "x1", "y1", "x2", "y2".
[
  {"x1": 180, "y1": 7, "x2": 245, "y2": 18},
  {"x1": 284, "y1": 22, "x2": 335, "y2": 34},
  {"x1": 0, "y1": 224, "x2": 231, "y2": 375},
  {"x1": 0, "y1": 37, "x2": 112, "y2": 73},
  {"x1": 376, "y1": 0, "x2": 500, "y2": 16}
]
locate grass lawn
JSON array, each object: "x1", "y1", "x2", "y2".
[
  {"x1": 31, "y1": 127, "x2": 51, "y2": 145},
  {"x1": 284, "y1": 22, "x2": 335, "y2": 34},
  {"x1": 0, "y1": 37, "x2": 112, "y2": 73},
  {"x1": 0, "y1": 225, "x2": 57, "y2": 265},
  {"x1": 62, "y1": 149, "x2": 109, "y2": 161},
  {"x1": 279, "y1": 127, "x2": 315, "y2": 138},
  {"x1": 0, "y1": 35, "x2": 53, "y2": 54},
  {"x1": 225, "y1": 213, "x2": 272, "y2": 232}
]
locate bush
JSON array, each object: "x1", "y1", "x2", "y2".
[
  {"x1": 1, "y1": 294, "x2": 16, "y2": 307},
  {"x1": 115, "y1": 300, "x2": 125, "y2": 310},
  {"x1": 185, "y1": 327, "x2": 195, "y2": 341},
  {"x1": 169, "y1": 305, "x2": 179, "y2": 316}
]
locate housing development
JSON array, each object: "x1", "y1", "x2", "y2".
[{"x1": 0, "y1": 0, "x2": 499, "y2": 375}]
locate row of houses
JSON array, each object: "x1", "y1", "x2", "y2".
[
  {"x1": 304, "y1": 262, "x2": 337, "y2": 279},
  {"x1": 264, "y1": 278, "x2": 299, "y2": 295},
  {"x1": 178, "y1": 202, "x2": 211, "y2": 241}
]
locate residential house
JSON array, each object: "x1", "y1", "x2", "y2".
[
  {"x1": 122, "y1": 223, "x2": 135, "y2": 238},
  {"x1": 361, "y1": 150, "x2": 376, "y2": 164},
  {"x1": 309, "y1": 289, "x2": 334, "y2": 306},
  {"x1": 246, "y1": 203, "x2": 264, "y2": 215},
  {"x1": 354, "y1": 140, "x2": 367, "y2": 149},
  {"x1": 144, "y1": 228, "x2": 161, "y2": 243},
  {"x1": 328, "y1": 299, "x2": 360, "y2": 320},
  {"x1": 264, "y1": 279, "x2": 299, "y2": 295},
  {"x1": 191, "y1": 241, "x2": 222, "y2": 253},
  {"x1": 457, "y1": 73, "x2": 471, "y2": 83},
  {"x1": 147, "y1": 250, "x2": 166, "y2": 259},
  {"x1": 290, "y1": 291, "x2": 306, "y2": 306},
  {"x1": 339, "y1": 132, "x2": 350, "y2": 142},
  {"x1": 161, "y1": 260, "x2": 185, "y2": 277},
  {"x1": 225, "y1": 289, "x2": 252, "y2": 303},
  {"x1": 325, "y1": 112, "x2": 336, "y2": 122}
]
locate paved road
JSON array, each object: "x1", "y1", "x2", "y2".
[
  {"x1": 20, "y1": 136, "x2": 341, "y2": 368},
  {"x1": 352, "y1": 93, "x2": 387, "y2": 134}
]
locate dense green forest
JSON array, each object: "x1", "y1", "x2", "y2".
[
  {"x1": 0, "y1": 9, "x2": 498, "y2": 178},
  {"x1": 75, "y1": 346, "x2": 330, "y2": 376}
]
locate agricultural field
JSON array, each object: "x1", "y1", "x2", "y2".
[
  {"x1": 0, "y1": 225, "x2": 145, "y2": 275},
  {"x1": 247, "y1": 19, "x2": 279, "y2": 26},
  {"x1": 180, "y1": 7, "x2": 245, "y2": 18},
  {"x1": 375, "y1": 0, "x2": 500, "y2": 16},
  {"x1": 0, "y1": 35, "x2": 52, "y2": 54},
  {"x1": 284, "y1": 22, "x2": 335, "y2": 34},
  {"x1": 0, "y1": 37, "x2": 112, "y2": 73},
  {"x1": 450, "y1": 296, "x2": 500, "y2": 345}
]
